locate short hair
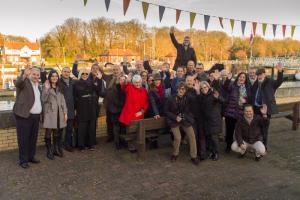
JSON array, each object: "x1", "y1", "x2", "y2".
[
  {"x1": 62, "y1": 67, "x2": 71, "y2": 71},
  {"x1": 176, "y1": 82, "x2": 187, "y2": 90},
  {"x1": 177, "y1": 66, "x2": 185, "y2": 71},
  {"x1": 132, "y1": 74, "x2": 142, "y2": 83},
  {"x1": 244, "y1": 104, "x2": 253, "y2": 110},
  {"x1": 30, "y1": 67, "x2": 40, "y2": 74},
  {"x1": 186, "y1": 75, "x2": 195, "y2": 81},
  {"x1": 104, "y1": 62, "x2": 114, "y2": 68}
]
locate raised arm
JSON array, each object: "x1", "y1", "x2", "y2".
[
  {"x1": 273, "y1": 64, "x2": 284, "y2": 90},
  {"x1": 72, "y1": 61, "x2": 79, "y2": 78},
  {"x1": 170, "y1": 26, "x2": 180, "y2": 49}
]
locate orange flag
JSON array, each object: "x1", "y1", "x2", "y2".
[
  {"x1": 282, "y1": 25, "x2": 286, "y2": 37},
  {"x1": 219, "y1": 17, "x2": 224, "y2": 29},
  {"x1": 252, "y1": 22, "x2": 257, "y2": 36},
  {"x1": 123, "y1": 0, "x2": 131, "y2": 16},
  {"x1": 176, "y1": 9, "x2": 181, "y2": 24}
]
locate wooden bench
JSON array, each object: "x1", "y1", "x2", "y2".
[{"x1": 121, "y1": 101, "x2": 300, "y2": 160}]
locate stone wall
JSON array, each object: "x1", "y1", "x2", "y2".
[{"x1": 0, "y1": 115, "x2": 107, "y2": 152}]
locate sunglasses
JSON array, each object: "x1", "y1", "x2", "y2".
[{"x1": 81, "y1": 73, "x2": 89, "y2": 76}]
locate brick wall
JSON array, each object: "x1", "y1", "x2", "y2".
[{"x1": 0, "y1": 115, "x2": 107, "y2": 152}]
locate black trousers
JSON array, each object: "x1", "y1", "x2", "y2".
[
  {"x1": 77, "y1": 119, "x2": 96, "y2": 148},
  {"x1": 106, "y1": 110, "x2": 114, "y2": 139},
  {"x1": 207, "y1": 133, "x2": 219, "y2": 154},
  {"x1": 193, "y1": 118, "x2": 206, "y2": 156},
  {"x1": 64, "y1": 119, "x2": 74, "y2": 147},
  {"x1": 225, "y1": 116, "x2": 237, "y2": 148},
  {"x1": 15, "y1": 114, "x2": 40, "y2": 164},
  {"x1": 254, "y1": 106, "x2": 271, "y2": 148}
]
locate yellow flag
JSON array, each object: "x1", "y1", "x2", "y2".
[
  {"x1": 291, "y1": 26, "x2": 296, "y2": 38},
  {"x1": 142, "y1": 2, "x2": 149, "y2": 20},
  {"x1": 84, "y1": 0, "x2": 87, "y2": 6},
  {"x1": 190, "y1": 12, "x2": 196, "y2": 28},
  {"x1": 262, "y1": 23, "x2": 267, "y2": 36},
  {"x1": 230, "y1": 19, "x2": 235, "y2": 32}
]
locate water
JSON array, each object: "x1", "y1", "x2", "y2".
[{"x1": 0, "y1": 101, "x2": 14, "y2": 111}]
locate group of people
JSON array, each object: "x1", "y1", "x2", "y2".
[{"x1": 13, "y1": 27, "x2": 284, "y2": 169}]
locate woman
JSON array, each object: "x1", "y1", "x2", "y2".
[
  {"x1": 224, "y1": 72, "x2": 251, "y2": 153},
  {"x1": 198, "y1": 81, "x2": 223, "y2": 161},
  {"x1": 164, "y1": 82, "x2": 199, "y2": 165},
  {"x1": 148, "y1": 73, "x2": 165, "y2": 119},
  {"x1": 119, "y1": 74, "x2": 149, "y2": 152},
  {"x1": 42, "y1": 70, "x2": 68, "y2": 160},
  {"x1": 140, "y1": 71, "x2": 149, "y2": 90},
  {"x1": 74, "y1": 68, "x2": 102, "y2": 151},
  {"x1": 171, "y1": 66, "x2": 186, "y2": 95}
]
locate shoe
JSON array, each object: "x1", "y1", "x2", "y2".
[
  {"x1": 191, "y1": 158, "x2": 200, "y2": 165},
  {"x1": 20, "y1": 163, "x2": 29, "y2": 169},
  {"x1": 199, "y1": 154, "x2": 206, "y2": 161},
  {"x1": 64, "y1": 146, "x2": 74, "y2": 152},
  {"x1": 129, "y1": 149, "x2": 137, "y2": 153},
  {"x1": 255, "y1": 156, "x2": 262, "y2": 162},
  {"x1": 208, "y1": 152, "x2": 214, "y2": 160},
  {"x1": 88, "y1": 146, "x2": 95, "y2": 151},
  {"x1": 225, "y1": 146, "x2": 231, "y2": 154},
  {"x1": 79, "y1": 147, "x2": 86, "y2": 152},
  {"x1": 53, "y1": 135, "x2": 63, "y2": 157},
  {"x1": 29, "y1": 158, "x2": 40, "y2": 164},
  {"x1": 212, "y1": 153, "x2": 219, "y2": 161},
  {"x1": 106, "y1": 137, "x2": 114, "y2": 143},
  {"x1": 170, "y1": 155, "x2": 178, "y2": 162}
]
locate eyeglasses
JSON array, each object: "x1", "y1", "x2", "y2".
[
  {"x1": 201, "y1": 86, "x2": 208, "y2": 90},
  {"x1": 196, "y1": 68, "x2": 203, "y2": 70}
]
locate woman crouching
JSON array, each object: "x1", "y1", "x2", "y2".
[
  {"x1": 164, "y1": 82, "x2": 199, "y2": 165},
  {"x1": 42, "y1": 70, "x2": 68, "y2": 159}
]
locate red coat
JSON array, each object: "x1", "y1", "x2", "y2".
[{"x1": 119, "y1": 83, "x2": 149, "y2": 125}]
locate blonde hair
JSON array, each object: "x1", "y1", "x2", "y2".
[
  {"x1": 78, "y1": 68, "x2": 90, "y2": 79},
  {"x1": 200, "y1": 81, "x2": 211, "y2": 89}
]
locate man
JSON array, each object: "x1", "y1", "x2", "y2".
[
  {"x1": 170, "y1": 26, "x2": 197, "y2": 70},
  {"x1": 195, "y1": 63, "x2": 208, "y2": 82},
  {"x1": 248, "y1": 67, "x2": 257, "y2": 86},
  {"x1": 123, "y1": 60, "x2": 144, "y2": 75},
  {"x1": 186, "y1": 60, "x2": 196, "y2": 76},
  {"x1": 59, "y1": 67, "x2": 76, "y2": 152},
  {"x1": 13, "y1": 67, "x2": 42, "y2": 169},
  {"x1": 251, "y1": 63, "x2": 284, "y2": 148},
  {"x1": 231, "y1": 104, "x2": 269, "y2": 161},
  {"x1": 143, "y1": 55, "x2": 153, "y2": 74}
]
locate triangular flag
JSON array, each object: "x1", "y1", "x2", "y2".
[
  {"x1": 204, "y1": 15, "x2": 210, "y2": 32},
  {"x1": 84, "y1": 0, "x2": 87, "y2": 6},
  {"x1": 273, "y1": 24, "x2": 277, "y2": 37},
  {"x1": 250, "y1": 33, "x2": 254, "y2": 45},
  {"x1": 219, "y1": 17, "x2": 224, "y2": 29},
  {"x1": 141, "y1": 2, "x2": 149, "y2": 20},
  {"x1": 241, "y1": 21, "x2": 246, "y2": 36},
  {"x1": 123, "y1": 0, "x2": 131, "y2": 16},
  {"x1": 159, "y1": 6, "x2": 165, "y2": 22},
  {"x1": 176, "y1": 9, "x2": 181, "y2": 24},
  {"x1": 252, "y1": 22, "x2": 257, "y2": 36},
  {"x1": 282, "y1": 25, "x2": 286, "y2": 37},
  {"x1": 291, "y1": 25, "x2": 296, "y2": 38},
  {"x1": 105, "y1": 0, "x2": 110, "y2": 11},
  {"x1": 230, "y1": 19, "x2": 235, "y2": 32},
  {"x1": 190, "y1": 12, "x2": 196, "y2": 28},
  {"x1": 262, "y1": 23, "x2": 267, "y2": 36}
]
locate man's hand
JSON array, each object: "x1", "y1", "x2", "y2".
[
  {"x1": 170, "y1": 26, "x2": 175, "y2": 34},
  {"x1": 75, "y1": 54, "x2": 81, "y2": 62},
  {"x1": 176, "y1": 116, "x2": 182, "y2": 122},
  {"x1": 96, "y1": 71, "x2": 102, "y2": 80},
  {"x1": 277, "y1": 62, "x2": 283, "y2": 72},
  {"x1": 154, "y1": 115, "x2": 160, "y2": 120},
  {"x1": 240, "y1": 143, "x2": 247, "y2": 151},
  {"x1": 213, "y1": 90, "x2": 220, "y2": 98},
  {"x1": 260, "y1": 104, "x2": 268, "y2": 115},
  {"x1": 44, "y1": 80, "x2": 50, "y2": 90}
]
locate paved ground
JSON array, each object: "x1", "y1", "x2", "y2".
[{"x1": 0, "y1": 118, "x2": 300, "y2": 200}]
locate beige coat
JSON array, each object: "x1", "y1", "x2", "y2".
[{"x1": 42, "y1": 87, "x2": 67, "y2": 129}]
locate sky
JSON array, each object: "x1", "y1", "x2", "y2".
[{"x1": 0, "y1": 0, "x2": 299, "y2": 41}]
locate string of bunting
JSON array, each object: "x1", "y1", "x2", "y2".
[{"x1": 83, "y1": 0, "x2": 298, "y2": 38}]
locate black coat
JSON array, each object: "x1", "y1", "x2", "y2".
[
  {"x1": 170, "y1": 33, "x2": 197, "y2": 70},
  {"x1": 251, "y1": 71, "x2": 283, "y2": 115},
  {"x1": 199, "y1": 90, "x2": 223, "y2": 135},
  {"x1": 148, "y1": 90, "x2": 165, "y2": 117},
  {"x1": 59, "y1": 78, "x2": 75, "y2": 119},
  {"x1": 105, "y1": 81, "x2": 125, "y2": 114},
  {"x1": 160, "y1": 71, "x2": 171, "y2": 89},
  {"x1": 143, "y1": 61, "x2": 153, "y2": 74},
  {"x1": 235, "y1": 115, "x2": 269, "y2": 145},
  {"x1": 164, "y1": 95, "x2": 194, "y2": 128},
  {"x1": 74, "y1": 80, "x2": 99, "y2": 122},
  {"x1": 185, "y1": 88, "x2": 199, "y2": 118}
]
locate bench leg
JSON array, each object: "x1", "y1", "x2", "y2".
[
  {"x1": 137, "y1": 121, "x2": 146, "y2": 160},
  {"x1": 292, "y1": 103, "x2": 299, "y2": 131}
]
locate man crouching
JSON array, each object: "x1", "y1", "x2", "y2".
[{"x1": 231, "y1": 104, "x2": 269, "y2": 161}]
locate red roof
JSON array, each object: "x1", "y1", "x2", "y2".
[
  {"x1": 101, "y1": 49, "x2": 139, "y2": 56},
  {"x1": 3, "y1": 42, "x2": 40, "y2": 50}
]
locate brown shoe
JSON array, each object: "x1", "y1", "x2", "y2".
[
  {"x1": 170, "y1": 155, "x2": 178, "y2": 162},
  {"x1": 191, "y1": 158, "x2": 200, "y2": 165}
]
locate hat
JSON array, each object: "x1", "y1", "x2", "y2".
[
  {"x1": 256, "y1": 69, "x2": 265, "y2": 75},
  {"x1": 153, "y1": 73, "x2": 162, "y2": 80}
]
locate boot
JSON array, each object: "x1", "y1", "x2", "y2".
[
  {"x1": 53, "y1": 135, "x2": 63, "y2": 157},
  {"x1": 45, "y1": 138, "x2": 54, "y2": 160}
]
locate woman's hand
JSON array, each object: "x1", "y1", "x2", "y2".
[
  {"x1": 96, "y1": 71, "x2": 102, "y2": 80},
  {"x1": 135, "y1": 111, "x2": 143, "y2": 117},
  {"x1": 154, "y1": 115, "x2": 160, "y2": 120},
  {"x1": 64, "y1": 113, "x2": 68, "y2": 123},
  {"x1": 213, "y1": 90, "x2": 220, "y2": 98},
  {"x1": 44, "y1": 80, "x2": 50, "y2": 90}
]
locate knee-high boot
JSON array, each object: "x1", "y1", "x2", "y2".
[{"x1": 45, "y1": 138, "x2": 54, "y2": 160}]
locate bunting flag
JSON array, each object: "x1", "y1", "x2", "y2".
[
  {"x1": 252, "y1": 22, "x2": 257, "y2": 36},
  {"x1": 176, "y1": 9, "x2": 181, "y2": 24},
  {"x1": 262, "y1": 23, "x2": 267, "y2": 36},
  {"x1": 241, "y1": 21, "x2": 246, "y2": 36},
  {"x1": 273, "y1": 24, "x2": 277, "y2": 37},
  {"x1": 105, "y1": 0, "x2": 110, "y2": 11},
  {"x1": 291, "y1": 25, "x2": 296, "y2": 38},
  {"x1": 123, "y1": 0, "x2": 131, "y2": 16},
  {"x1": 219, "y1": 17, "x2": 224, "y2": 29},
  {"x1": 230, "y1": 19, "x2": 235, "y2": 32},
  {"x1": 83, "y1": 0, "x2": 87, "y2": 6},
  {"x1": 282, "y1": 25, "x2": 286, "y2": 37},
  {"x1": 142, "y1": 2, "x2": 149, "y2": 20},
  {"x1": 159, "y1": 6, "x2": 165, "y2": 22},
  {"x1": 190, "y1": 12, "x2": 196, "y2": 28},
  {"x1": 250, "y1": 33, "x2": 254, "y2": 45},
  {"x1": 204, "y1": 15, "x2": 210, "y2": 32}
]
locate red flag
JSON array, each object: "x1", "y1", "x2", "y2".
[
  {"x1": 252, "y1": 22, "x2": 257, "y2": 36},
  {"x1": 123, "y1": 0, "x2": 130, "y2": 16},
  {"x1": 219, "y1": 17, "x2": 224, "y2": 29},
  {"x1": 250, "y1": 33, "x2": 254, "y2": 45},
  {"x1": 282, "y1": 25, "x2": 286, "y2": 37},
  {"x1": 176, "y1": 9, "x2": 181, "y2": 24}
]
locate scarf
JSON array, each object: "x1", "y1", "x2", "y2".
[
  {"x1": 238, "y1": 83, "x2": 247, "y2": 106},
  {"x1": 156, "y1": 84, "x2": 164, "y2": 98}
]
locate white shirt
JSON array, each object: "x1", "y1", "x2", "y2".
[{"x1": 29, "y1": 81, "x2": 42, "y2": 114}]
